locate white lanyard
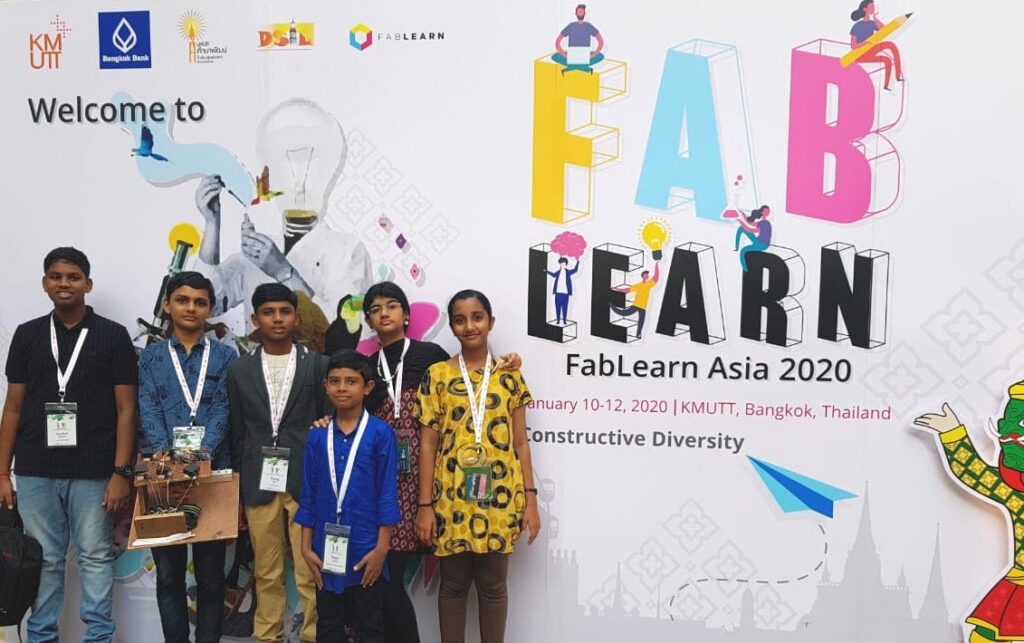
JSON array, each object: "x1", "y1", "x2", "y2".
[
  {"x1": 49, "y1": 316, "x2": 88, "y2": 402},
  {"x1": 458, "y1": 353, "x2": 492, "y2": 444},
  {"x1": 261, "y1": 345, "x2": 297, "y2": 444},
  {"x1": 378, "y1": 339, "x2": 410, "y2": 420},
  {"x1": 168, "y1": 337, "x2": 211, "y2": 425},
  {"x1": 327, "y1": 412, "x2": 369, "y2": 522}
]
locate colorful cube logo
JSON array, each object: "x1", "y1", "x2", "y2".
[{"x1": 350, "y1": 24, "x2": 372, "y2": 51}]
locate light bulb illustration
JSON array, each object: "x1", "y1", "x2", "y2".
[
  {"x1": 639, "y1": 219, "x2": 670, "y2": 260},
  {"x1": 255, "y1": 99, "x2": 347, "y2": 253}
]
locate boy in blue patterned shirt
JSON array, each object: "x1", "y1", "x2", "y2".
[{"x1": 138, "y1": 271, "x2": 236, "y2": 643}]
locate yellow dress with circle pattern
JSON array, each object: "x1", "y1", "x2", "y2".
[{"x1": 413, "y1": 359, "x2": 532, "y2": 556}]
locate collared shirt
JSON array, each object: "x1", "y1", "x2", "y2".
[
  {"x1": 295, "y1": 414, "x2": 400, "y2": 593},
  {"x1": 4, "y1": 307, "x2": 138, "y2": 479},
  {"x1": 138, "y1": 334, "x2": 236, "y2": 468}
]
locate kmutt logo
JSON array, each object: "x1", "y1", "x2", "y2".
[
  {"x1": 98, "y1": 11, "x2": 151, "y2": 69},
  {"x1": 29, "y1": 15, "x2": 71, "y2": 70},
  {"x1": 350, "y1": 24, "x2": 373, "y2": 51}
]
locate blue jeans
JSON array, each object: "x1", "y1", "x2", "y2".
[
  {"x1": 17, "y1": 476, "x2": 114, "y2": 643},
  {"x1": 151, "y1": 540, "x2": 226, "y2": 643}
]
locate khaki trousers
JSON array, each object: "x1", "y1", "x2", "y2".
[{"x1": 245, "y1": 493, "x2": 317, "y2": 642}]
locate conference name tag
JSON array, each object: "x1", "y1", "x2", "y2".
[
  {"x1": 45, "y1": 402, "x2": 78, "y2": 448},
  {"x1": 172, "y1": 425, "x2": 205, "y2": 451},
  {"x1": 464, "y1": 465, "x2": 494, "y2": 502},
  {"x1": 322, "y1": 523, "x2": 351, "y2": 575},
  {"x1": 259, "y1": 446, "x2": 290, "y2": 493},
  {"x1": 397, "y1": 440, "x2": 411, "y2": 474}
]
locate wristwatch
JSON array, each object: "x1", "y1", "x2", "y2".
[{"x1": 113, "y1": 464, "x2": 135, "y2": 481}]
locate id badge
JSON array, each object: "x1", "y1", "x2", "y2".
[
  {"x1": 397, "y1": 440, "x2": 411, "y2": 475},
  {"x1": 463, "y1": 465, "x2": 494, "y2": 502},
  {"x1": 45, "y1": 402, "x2": 78, "y2": 448},
  {"x1": 322, "y1": 523, "x2": 351, "y2": 575},
  {"x1": 259, "y1": 446, "x2": 290, "y2": 493},
  {"x1": 172, "y1": 425, "x2": 205, "y2": 451}
]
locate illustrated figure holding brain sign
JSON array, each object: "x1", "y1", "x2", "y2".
[{"x1": 544, "y1": 232, "x2": 586, "y2": 326}]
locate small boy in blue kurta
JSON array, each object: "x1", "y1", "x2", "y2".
[{"x1": 296, "y1": 349, "x2": 400, "y2": 643}]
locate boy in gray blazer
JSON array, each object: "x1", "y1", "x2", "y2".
[{"x1": 228, "y1": 283, "x2": 330, "y2": 643}]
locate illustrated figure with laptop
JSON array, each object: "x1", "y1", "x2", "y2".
[{"x1": 552, "y1": 4, "x2": 605, "y2": 73}]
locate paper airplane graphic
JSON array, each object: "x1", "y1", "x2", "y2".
[{"x1": 748, "y1": 456, "x2": 856, "y2": 519}]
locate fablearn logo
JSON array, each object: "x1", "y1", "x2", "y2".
[
  {"x1": 98, "y1": 11, "x2": 152, "y2": 69},
  {"x1": 350, "y1": 24, "x2": 373, "y2": 51}
]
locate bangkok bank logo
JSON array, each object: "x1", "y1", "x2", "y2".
[
  {"x1": 257, "y1": 21, "x2": 314, "y2": 50},
  {"x1": 98, "y1": 11, "x2": 152, "y2": 69},
  {"x1": 29, "y1": 15, "x2": 71, "y2": 70},
  {"x1": 350, "y1": 24, "x2": 373, "y2": 51}
]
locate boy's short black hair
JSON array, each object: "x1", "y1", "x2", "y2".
[
  {"x1": 327, "y1": 349, "x2": 373, "y2": 383},
  {"x1": 44, "y1": 247, "x2": 91, "y2": 278},
  {"x1": 165, "y1": 271, "x2": 216, "y2": 304},
  {"x1": 362, "y1": 281, "x2": 410, "y2": 315},
  {"x1": 252, "y1": 282, "x2": 298, "y2": 310}
]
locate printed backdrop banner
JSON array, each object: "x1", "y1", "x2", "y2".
[{"x1": 0, "y1": 0, "x2": 1020, "y2": 641}]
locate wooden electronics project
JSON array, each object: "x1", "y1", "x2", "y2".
[{"x1": 127, "y1": 454, "x2": 239, "y2": 550}]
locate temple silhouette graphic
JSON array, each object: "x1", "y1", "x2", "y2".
[{"x1": 511, "y1": 490, "x2": 961, "y2": 642}]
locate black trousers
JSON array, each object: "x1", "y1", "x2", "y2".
[
  {"x1": 316, "y1": 582, "x2": 385, "y2": 643},
  {"x1": 384, "y1": 551, "x2": 421, "y2": 642}
]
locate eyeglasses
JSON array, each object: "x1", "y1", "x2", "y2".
[{"x1": 368, "y1": 301, "x2": 404, "y2": 316}]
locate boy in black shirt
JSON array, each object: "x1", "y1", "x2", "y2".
[{"x1": 0, "y1": 247, "x2": 138, "y2": 642}]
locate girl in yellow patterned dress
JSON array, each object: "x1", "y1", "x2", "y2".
[{"x1": 413, "y1": 289, "x2": 541, "y2": 643}]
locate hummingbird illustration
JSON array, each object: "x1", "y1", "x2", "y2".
[
  {"x1": 131, "y1": 125, "x2": 169, "y2": 162},
  {"x1": 251, "y1": 166, "x2": 284, "y2": 205}
]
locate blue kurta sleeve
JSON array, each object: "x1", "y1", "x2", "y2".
[
  {"x1": 295, "y1": 430, "x2": 320, "y2": 528},
  {"x1": 376, "y1": 427, "x2": 401, "y2": 526}
]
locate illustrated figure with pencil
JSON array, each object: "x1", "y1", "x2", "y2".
[
  {"x1": 915, "y1": 385, "x2": 1024, "y2": 642},
  {"x1": 847, "y1": 2, "x2": 908, "y2": 90}
]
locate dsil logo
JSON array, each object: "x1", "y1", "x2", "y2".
[
  {"x1": 29, "y1": 15, "x2": 71, "y2": 70},
  {"x1": 98, "y1": 11, "x2": 152, "y2": 69},
  {"x1": 350, "y1": 24, "x2": 373, "y2": 51},
  {"x1": 257, "y1": 21, "x2": 314, "y2": 50}
]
